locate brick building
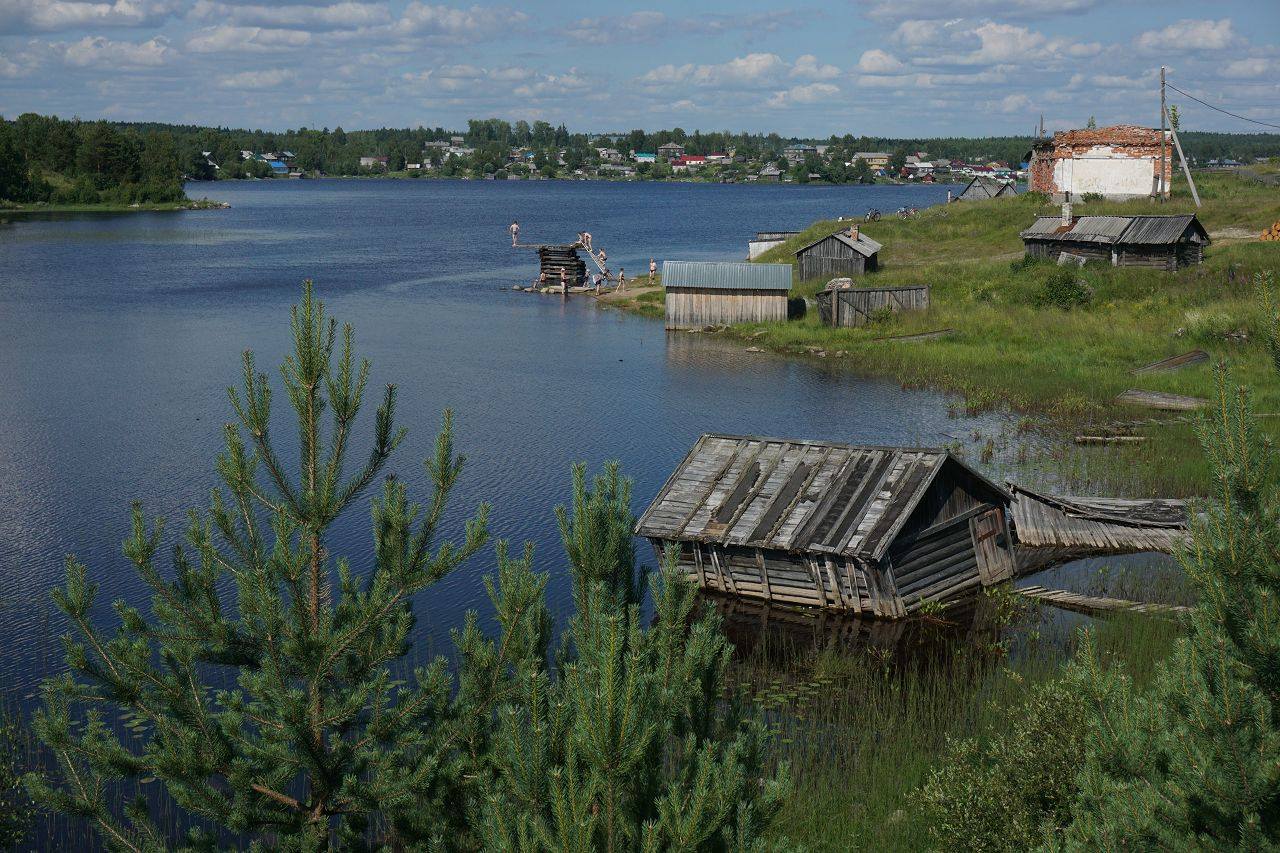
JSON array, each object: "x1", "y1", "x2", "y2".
[{"x1": 1027, "y1": 125, "x2": 1172, "y2": 201}]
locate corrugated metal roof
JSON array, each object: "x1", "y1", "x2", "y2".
[
  {"x1": 794, "y1": 230, "x2": 882, "y2": 258},
  {"x1": 1117, "y1": 215, "x2": 1205, "y2": 245},
  {"x1": 1020, "y1": 214, "x2": 1207, "y2": 246},
  {"x1": 635, "y1": 434, "x2": 1008, "y2": 562},
  {"x1": 662, "y1": 261, "x2": 792, "y2": 291}
]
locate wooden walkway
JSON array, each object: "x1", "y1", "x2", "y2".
[{"x1": 1017, "y1": 585, "x2": 1191, "y2": 617}]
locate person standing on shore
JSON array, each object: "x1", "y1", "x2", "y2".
[
  {"x1": 617, "y1": 268, "x2": 626, "y2": 292},
  {"x1": 510, "y1": 220, "x2": 520, "y2": 246},
  {"x1": 559, "y1": 268, "x2": 567, "y2": 291},
  {"x1": 649, "y1": 258, "x2": 657, "y2": 285}
]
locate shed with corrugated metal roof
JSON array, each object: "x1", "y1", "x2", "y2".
[
  {"x1": 1020, "y1": 213, "x2": 1208, "y2": 269},
  {"x1": 635, "y1": 433, "x2": 1015, "y2": 616},
  {"x1": 794, "y1": 226, "x2": 882, "y2": 280},
  {"x1": 662, "y1": 260, "x2": 792, "y2": 330}
]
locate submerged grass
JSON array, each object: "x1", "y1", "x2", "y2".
[{"x1": 746, "y1": 598, "x2": 1183, "y2": 850}]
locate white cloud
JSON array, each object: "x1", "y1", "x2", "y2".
[
  {"x1": 62, "y1": 34, "x2": 173, "y2": 66},
  {"x1": 0, "y1": 0, "x2": 177, "y2": 34},
  {"x1": 997, "y1": 93, "x2": 1029, "y2": 113},
  {"x1": 565, "y1": 11, "x2": 666, "y2": 44},
  {"x1": 219, "y1": 67, "x2": 295, "y2": 88},
  {"x1": 859, "y1": 0, "x2": 1098, "y2": 22},
  {"x1": 401, "y1": 63, "x2": 592, "y2": 103},
  {"x1": 767, "y1": 82, "x2": 839, "y2": 107},
  {"x1": 191, "y1": 1, "x2": 390, "y2": 31},
  {"x1": 1220, "y1": 57, "x2": 1272, "y2": 79},
  {"x1": 792, "y1": 53, "x2": 840, "y2": 79},
  {"x1": 0, "y1": 51, "x2": 21, "y2": 76},
  {"x1": 397, "y1": 3, "x2": 525, "y2": 42},
  {"x1": 639, "y1": 53, "x2": 794, "y2": 88},
  {"x1": 1134, "y1": 19, "x2": 1236, "y2": 54},
  {"x1": 186, "y1": 25, "x2": 311, "y2": 52},
  {"x1": 856, "y1": 48, "x2": 902, "y2": 73}
]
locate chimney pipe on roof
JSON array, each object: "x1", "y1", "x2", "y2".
[{"x1": 1061, "y1": 201, "x2": 1073, "y2": 227}]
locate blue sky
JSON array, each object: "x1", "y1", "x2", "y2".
[{"x1": 2, "y1": 0, "x2": 1278, "y2": 136}]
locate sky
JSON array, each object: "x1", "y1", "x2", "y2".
[{"x1": 1, "y1": 0, "x2": 1279, "y2": 137}]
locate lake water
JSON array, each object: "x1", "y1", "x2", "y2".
[{"x1": 0, "y1": 177, "x2": 1019, "y2": 699}]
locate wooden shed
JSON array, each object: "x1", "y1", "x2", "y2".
[
  {"x1": 816, "y1": 284, "x2": 929, "y2": 327},
  {"x1": 662, "y1": 261, "x2": 791, "y2": 330},
  {"x1": 1020, "y1": 213, "x2": 1209, "y2": 270},
  {"x1": 794, "y1": 227, "x2": 881, "y2": 280},
  {"x1": 957, "y1": 176, "x2": 1015, "y2": 201},
  {"x1": 635, "y1": 434, "x2": 1015, "y2": 617}
]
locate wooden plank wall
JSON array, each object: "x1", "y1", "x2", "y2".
[
  {"x1": 664, "y1": 541, "x2": 899, "y2": 615},
  {"x1": 886, "y1": 508, "x2": 987, "y2": 613},
  {"x1": 665, "y1": 288, "x2": 788, "y2": 330},
  {"x1": 1115, "y1": 246, "x2": 1179, "y2": 271},
  {"x1": 816, "y1": 286, "x2": 929, "y2": 327},
  {"x1": 799, "y1": 253, "x2": 867, "y2": 281}
]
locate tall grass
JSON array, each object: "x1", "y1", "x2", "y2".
[{"x1": 740, "y1": 599, "x2": 1183, "y2": 850}]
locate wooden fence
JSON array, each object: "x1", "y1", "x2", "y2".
[{"x1": 816, "y1": 285, "x2": 929, "y2": 327}]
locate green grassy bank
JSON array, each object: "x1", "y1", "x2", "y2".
[
  {"x1": 630, "y1": 170, "x2": 1280, "y2": 495},
  {"x1": 0, "y1": 198, "x2": 227, "y2": 214}
]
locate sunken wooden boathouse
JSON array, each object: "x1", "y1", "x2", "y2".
[
  {"x1": 662, "y1": 260, "x2": 792, "y2": 330},
  {"x1": 956, "y1": 175, "x2": 1016, "y2": 201},
  {"x1": 635, "y1": 434, "x2": 1015, "y2": 617},
  {"x1": 794, "y1": 226, "x2": 881, "y2": 280},
  {"x1": 1020, "y1": 213, "x2": 1209, "y2": 270}
]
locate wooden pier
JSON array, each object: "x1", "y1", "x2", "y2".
[{"x1": 1016, "y1": 585, "x2": 1191, "y2": 618}]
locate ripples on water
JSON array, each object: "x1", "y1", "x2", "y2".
[{"x1": 0, "y1": 178, "x2": 1140, "y2": 698}]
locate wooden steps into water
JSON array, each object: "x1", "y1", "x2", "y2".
[{"x1": 1016, "y1": 585, "x2": 1191, "y2": 617}]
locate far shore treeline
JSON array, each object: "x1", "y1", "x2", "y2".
[{"x1": 3, "y1": 112, "x2": 1279, "y2": 207}]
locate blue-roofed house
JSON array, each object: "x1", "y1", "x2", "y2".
[
  {"x1": 267, "y1": 160, "x2": 289, "y2": 176},
  {"x1": 662, "y1": 260, "x2": 792, "y2": 330}
]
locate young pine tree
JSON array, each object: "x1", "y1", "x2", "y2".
[
  {"x1": 1061, "y1": 360, "x2": 1280, "y2": 847},
  {"x1": 480, "y1": 465, "x2": 792, "y2": 852},
  {"x1": 27, "y1": 283, "x2": 493, "y2": 849}
]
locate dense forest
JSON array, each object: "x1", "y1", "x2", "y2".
[{"x1": 2, "y1": 111, "x2": 1278, "y2": 204}]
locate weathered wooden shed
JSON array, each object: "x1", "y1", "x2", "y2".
[
  {"x1": 1020, "y1": 214, "x2": 1209, "y2": 270},
  {"x1": 635, "y1": 434, "x2": 1015, "y2": 617},
  {"x1": 662, "y1": 261, "x2": 791, "y2": 330},
  {"x1": 957, "y1": 176, "x2": 1016, "y2": 201},
  {"x1": 816, "y1": 284, "x2": 929, "y2": 327},
  {"x1": 794, "y1": 227, "x2": 881, "y2": 280}
]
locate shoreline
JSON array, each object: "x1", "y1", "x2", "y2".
[
  {"x1": 1, "y1": 198, "x2": 229, "y2": 215},
  {"x1": 591, "y1": 169, "x2": 1280, "y2": 497}
]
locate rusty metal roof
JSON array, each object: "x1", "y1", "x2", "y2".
[
  {"x1": 1020, "y1": 214, "x2": 1208, "y2": 246},
  {"x1": 635, "y1": 434, "x2": 1008, "y2": 562},
  {"x1": 662, "y1": 260, "x2": 793, "y2": 291}
]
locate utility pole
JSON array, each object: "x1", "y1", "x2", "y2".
[{"x1": 1158, "y1": 65, "x2": 1168, "y2": 201}]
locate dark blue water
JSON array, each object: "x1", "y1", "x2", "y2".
[{"x1": 0, "y1": 177, "x2": 1008, "y2": 698}]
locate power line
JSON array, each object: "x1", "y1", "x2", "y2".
[{"x1": 1165, "y1": 82, "x2": 1280, "y2": 130}]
